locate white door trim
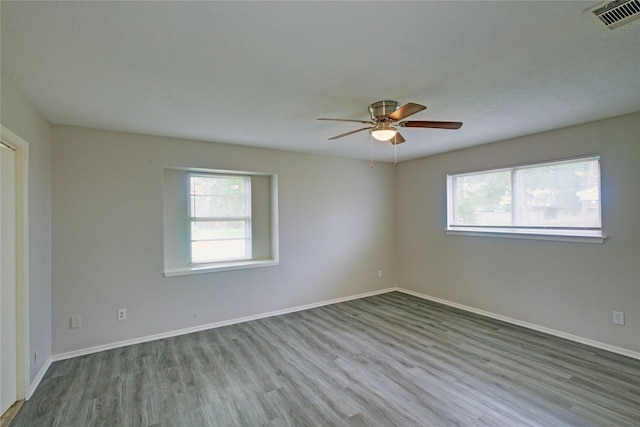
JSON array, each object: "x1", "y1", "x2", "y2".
[{"x1": 0, "y1": 125, "x2": 29, "y2": 401}]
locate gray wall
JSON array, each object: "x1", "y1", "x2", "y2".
[
  {"x1": 3, "y1": 71, "x2": 638, "y2": 361},
  {"x1": 0, "y1": 73, "x2": 53, "y2": 383},
  {"x1": 51, "y1": 126, "x2": 396, "y2": 354},
  {"x1": 397, "y1": 112, "x2": 640, "y2": 353}
]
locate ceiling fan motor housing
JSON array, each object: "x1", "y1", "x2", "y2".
[{"x1": 368, "y1": 100, "x2": 399, "y2": 120}]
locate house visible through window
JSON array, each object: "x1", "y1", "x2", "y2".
[
  {"x1": 447, "y1": 156, "x2": 603, "y2": 241},
  {"x1": 189, "y1": 173, "x2": 252, "y2": 264}
]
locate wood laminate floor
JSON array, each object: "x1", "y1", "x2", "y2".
[{"x1": 10, "y1": 292, "x2": 640, "y2": 426}]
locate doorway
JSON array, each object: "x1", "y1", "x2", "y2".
[
  {"x1": 0, "y1": 126, "x2": 28, "y2": 416},
  {"x1": 0, "y1": 141, "x2": 17, "y2": 415}
]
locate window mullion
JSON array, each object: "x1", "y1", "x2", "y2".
[{"x1": 190, "y1": 216, "x2": 251, "y2": 222}]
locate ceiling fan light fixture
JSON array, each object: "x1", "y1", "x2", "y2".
[
  {"x1": 370, "y1": 122, "x2": 397, "y2": 141},
  {"x1": 318, "y1": 100, "x2": 462, "y2": 144}
]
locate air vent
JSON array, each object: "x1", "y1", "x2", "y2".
[{"x1": 589, "y1": 0, "x2": 640, "y2": 29}]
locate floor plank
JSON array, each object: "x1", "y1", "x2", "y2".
[{"x1": 10, "y1": 292, "x2": 640, "y2": 426}]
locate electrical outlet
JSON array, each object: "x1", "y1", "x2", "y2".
[
  {"x1": 377, "y1": 270, "x2": 383, "y2": 278},
  {"x1": 69, "y1": 315, "x2": 81, "y2": 329},
  {"x1": 117, "y1": 308, "x2": 127, "y2": 321},
  {"x1": 613, "y1": 311, "x2": 625, "y2": 325}
]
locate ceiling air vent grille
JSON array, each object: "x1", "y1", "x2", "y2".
[{"x1": 590, "y1": 0, "x2": 640, "y2": 29}]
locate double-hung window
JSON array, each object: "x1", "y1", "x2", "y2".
[
  {"x1": 164, "y1": 167, "x2": 278, "y2": 276},
  {"x1": 447, "y1": 156, "x2": 604, "y2": 242},
  {"x1": 189, "y1": 173, "x2": 252, "y2": 264}
]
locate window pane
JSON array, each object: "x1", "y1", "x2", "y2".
[
  {"x1": 191, "y1": 195, "x2": 247, "y2": 217},
  {"x1": 191, "y1": 220, "x2": 247, "y2": 241},
  {"x1": 190, "y1": 175, "x2": 249, "y2": 218},
  {"x1": 454, "y1": 170, "x2": 511, "y2": 225},
  {"x1": 190, "y1": 176, "x2": 247, "y2": 196},
  {"x1": 514, "y1": 160, "x2": 600, "y2": 228},
  {"x1": 191, "y1": 239, "x2": 248, "y2": 263},
  {"x1": 447, "y1": 156, "x2": 602, "y2": 239},
  {"x1": 188, "y1": 173, "x2": 252, "y2": 263}
]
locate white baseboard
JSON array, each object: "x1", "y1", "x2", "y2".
[
  {"x1": 397, "y1": 287, "x2": 640, "y2": 361},
  {"x1": 27, "y1": 355, "x2": 52, "y2": 399},
  {"x1": 52, "y1": 287, "x2": 397, "y2": 362},
  {"x1": 39, "y1": 285, "x2": 637, "y2": 397}
]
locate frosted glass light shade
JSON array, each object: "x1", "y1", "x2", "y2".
[{"x1": 370, "y1": 127, "x2": 397, "y2": 141}]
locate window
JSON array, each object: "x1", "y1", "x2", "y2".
[
  {"x1": 189, "y1": 173, "x2": 252, "y2": 264},
  {"x1": 447, "y1": 156, "x2": 605, "y2": 242},
  {"x1": 163, "y1": 167, "x2": 279, "y2": 276}
]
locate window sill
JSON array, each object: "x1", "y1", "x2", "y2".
[
  {"x1": 445, "y1": 228, "x2": 606, "y2": 244},
  {"x1": 164, "y1": 259, "x2": 279, "y2": 277}
]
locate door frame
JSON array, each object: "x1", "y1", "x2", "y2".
[{"x1": 0, "y1": 125, "x2": 29, "y2": 402}]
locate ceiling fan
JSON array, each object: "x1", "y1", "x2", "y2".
[{"x1": 317, "y1": 100, "x2": 462, "y2": 145}]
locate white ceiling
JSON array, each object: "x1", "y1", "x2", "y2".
[{"x1": 2, "y1": 1, "x2": 639, "y2": 163}]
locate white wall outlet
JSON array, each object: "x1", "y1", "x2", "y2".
[
  {"x1": 69, "y1": 315, "x2": 81, "y2": 329},
  {"x1": 377, "y1": 270, "x2": 383, "y2": 278},
  {"x1": 117, "y1": 308, "x2": 127, "y2": 321},
  {"x1": 613, "y1": 311, "x2": 625, "y2": 325}
]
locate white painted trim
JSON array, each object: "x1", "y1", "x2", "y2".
[
  {"x1": 26, "y1": 356, "x2": 51, "y2": 400},
  {"x1": 397, "y1": 288, "x2": 640, "y2": 361},
  {"x1": 0, "y1": 125, "x2": 30, "y2": 401},
  {"x1": 164, "y1": 260, "x2": 279, "y2": 277},
  {"x1": 52, "y1": 287, "x2": 397, "y2": 361},
  {"x1": 445, "y1": 229, "x2": 606, "y2": 244}
]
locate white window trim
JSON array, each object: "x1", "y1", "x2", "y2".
[
  {"x1": 445, "y1": 228, "x2": 606, "y2": 244},
  {"x1": 164, "y1": 259, "x2": 279, "y2": 277},
  {"x1": 446, "y1": 155, "x2": 606, "y2": 244}
]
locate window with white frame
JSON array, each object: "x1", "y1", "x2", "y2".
[
  {"x1": 163, "y1": 167, "x2": 279, "y2": 276},
  {"x1": 447, "y1": 156, "x2": 604, "y2": 242},
  {"x1": 189, "y1": 173, "x2": 252, "y2": 264}
]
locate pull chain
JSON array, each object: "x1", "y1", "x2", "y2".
[
  {"x1": 370, "y1": 134, "x2": 374, "y2": 168},
  {"x1": 394, "y1": 134, "x2": 398, "y2": 167}
]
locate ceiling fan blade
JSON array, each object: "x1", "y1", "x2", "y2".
[
  {"x1": 389, "y1": 132, "x2": 405, "y2": 145},
  {"x1": 317, "y1": 118, "x2": 374, "y2": 125},
  {"x1": 400, "y1": 120, "x2": 463, "y2": 130},
  {"x1": 387, "y1": 103, "x2": 427, "y2": 121},
  {"x1": 328, "y1": 126, "x2": 372, "y2": 140}
]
